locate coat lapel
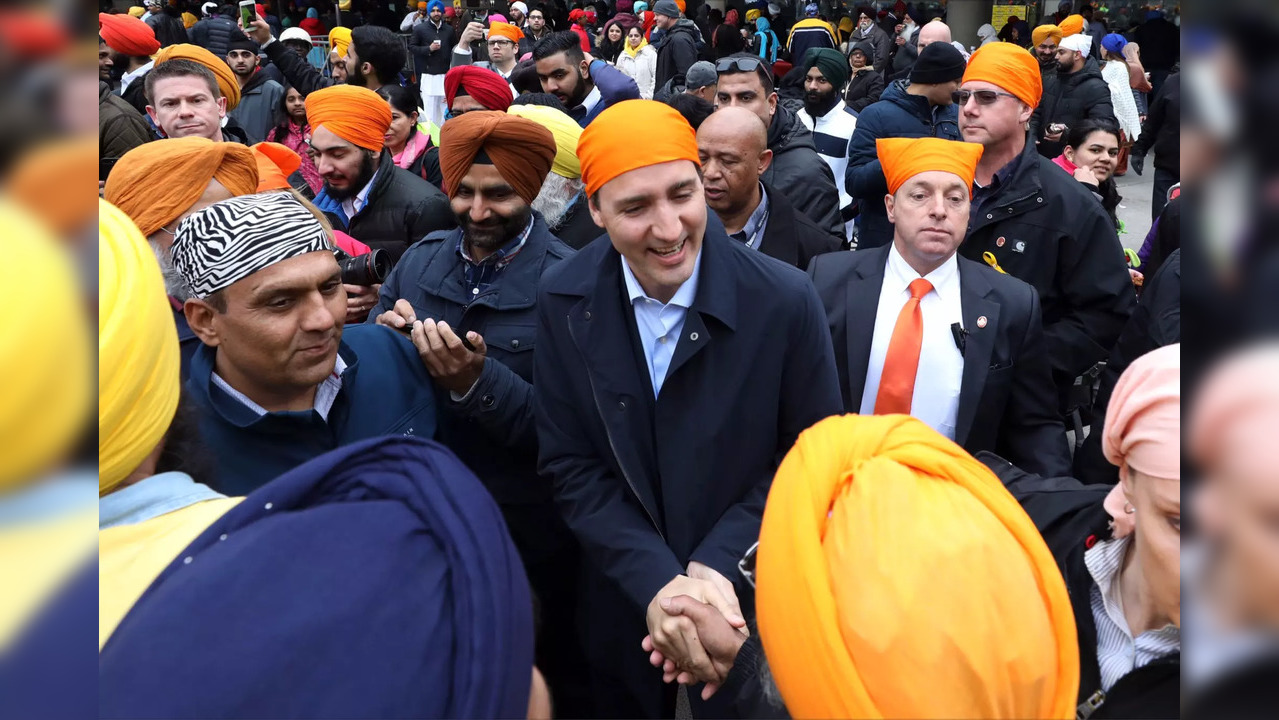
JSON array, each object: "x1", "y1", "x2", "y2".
[
  {"x1": 756, "y1": 185, "x2": 799, "y2": 268},
  {"x1": 845, "y1": 245, "x2": 890, "y2": 406},
  {"x1": 954, "y1": 258, "x2": 999, "y2": 446}
]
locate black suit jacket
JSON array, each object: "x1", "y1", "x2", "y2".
[
  {"x1": 535, "y1": 224, "x2": 842, "y2": 716},
  {"x1": 808, "y1": 244, "x2": 1071, "y2": 477},
  {"x1": 757, "y1": 182, "x2": 842, "y2": 270}
]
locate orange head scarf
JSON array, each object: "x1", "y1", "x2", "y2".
[
  {"x1": 103, "y1": 138, "x2": 258, "y2": 237},
  {"x1": 577, "y1": 99, "x2": 699, "y2": 197},
  {"x1": 757, "y1": 414, "x2": 1079, "y2": 719},
  {"x1": 252, "y1": 142, "x2": 302, "y2": 192},
  {"x1": 154, "y1": 43, "x2": 241, "y2": 110},
  {"x1": 876, "y1": 136, "x2": 983, "y2": 197},
  {"x1": 1059, "y1": 14, "x2": 1085, "y2": 37},
  {"x1": 439, "y1": 111, "x2": 557, "y2": 203},
  {"x1": 488, "y1": 20, "x2": 524, "y2": 43},
  {"x1": 1032, "y1": 24, "x2": 1063, "y2": 47},
  {"x1": 963, "y1": 41, "x2": 1043, "y2": 108},
  {"x1": 99, "y1": 12, "x2": 160, "y2": 56},
  {"x1": 306, "y1": 84, "x2": 392, "y2": 152}
]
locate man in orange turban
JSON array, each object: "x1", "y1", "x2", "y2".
[
  {"x1": 437, "y1": 111, "x2": 555, "y2": 203},
  {"x1": 306, "y1": 84, "x2": 454, "y2": 262},
  {"x1": 536, "y1": 98, "x2": 843, "y2": 716},
  {"x1": 1032, "y1": 23, "x2": 1064, "y2": 75},
  {"x1": 956, "y1": 41, "x2": 1134, "y2": 418},
  {"x1": 143, "y1": 44, "x2": 245, "y2": 142}
]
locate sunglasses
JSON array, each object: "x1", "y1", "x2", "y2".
[
  {"x1": 952, "y1": 89, "x2": 1020, "y2": 106},
  {"x1": 715, "y1": 56, "x2": 765, "y2": 74}
]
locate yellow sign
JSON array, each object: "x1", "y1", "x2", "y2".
[{"x1": 991, "y1": 5, "x2": 1029, "y2": 29}]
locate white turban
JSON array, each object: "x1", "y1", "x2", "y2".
[{"x1": 1060, "y1": 33, "x2": 1092, "y2": 57}]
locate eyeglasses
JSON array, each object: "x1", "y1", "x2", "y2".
[
  {"x1": 737, "y1": 541, "x2": 759, "y2": 589},
  {"x1": 487, "y1": 39, "x2": 515, "y2": 49},
  {"x1": 952, "y1": 89, "x2": 1021, "y2": 106},
  {"x1": 715, "y1": 56, "x2": 766, "y2": 74}
]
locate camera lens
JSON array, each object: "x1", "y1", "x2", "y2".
[{"x1": 337, "y1": 249, "x2": 391, "y2": 286}]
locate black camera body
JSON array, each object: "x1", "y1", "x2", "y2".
[{"x1": 335, "y1": 248, "x2": 391, "y2": 287}]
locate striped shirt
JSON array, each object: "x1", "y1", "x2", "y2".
[
  {"x1": 797, "y1": 100, "x2": 857, "y2": 210},
  {"x1": 1085, "y1": 535, "x2": 1181, "y2": 691}
]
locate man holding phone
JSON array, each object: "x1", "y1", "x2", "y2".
[
  {"x1": 1028, "y1": 32, "x2": 1115, "y2": 158},
  {"x1": 410, "y1": 0, "x2": 456, "y2": 127}
]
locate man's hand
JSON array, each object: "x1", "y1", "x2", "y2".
[
  {"x1": 344, "y1": 284, "x2": 381, "y2": 324},
  {"x1": 895, "y1": 35, "x2": 906, "y2": 46},
  {"x1": 1130, "y1": 152, "x2": 1145, "y2": 176},
  {"x1": 686, "y1": 561, "x2": 746, "y2": 637},
  {"x1": 374, "y1": 298, "x2": 417, "y2": 329},
  {"x1": 1073, "y1": 166, "x2": 1100, "y2": 186},
  {"x1": 410, "y1": 318, "x2": 488, "y2": 396},
  {"x1": 459, "y1": 21, "x2": 485, "y2": 46},
  {"x1": 642, "y1": 595, "x2": 748, "y2": 700},
  {"x1": 244, "y1": 14, "x2": 271, "y2": 45}
]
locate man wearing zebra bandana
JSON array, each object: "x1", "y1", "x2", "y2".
[{"x1": 174, "y1": 192, "x2": 440, "y2": 495}]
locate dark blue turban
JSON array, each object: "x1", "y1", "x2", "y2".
[{"x1": 99, "y1": 436, "x2": 534, "y2": 719}]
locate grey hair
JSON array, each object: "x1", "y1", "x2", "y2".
[{"x1": 531, "y1": 172, "x2": 586, "y2": 231}]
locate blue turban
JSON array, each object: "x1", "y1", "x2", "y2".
[
  {"x1": 306, "y1": 7, "x2": 318, "y2": 18},
  {"x1": 1101, "y1": 33, "x2": 1127, "y2": 55},
  {"x1": 98, "y1": 436, "x2": 535, "y2": 719},
  {"x1": 428, "y1": 0, "x2": 445, "y2": 13}
]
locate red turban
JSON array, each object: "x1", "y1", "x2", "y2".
[
  {"x1": 439, "y1": 112, "x2": 556, "y2": 204},
  {"x1": 568, "y1": 9, "x2": 584, "y2": 22},
  {"x1": 99, "y1": 12, "x2": 160, "y2": 57},
  {"x1": 445, "y1": 66, "x2": 512, "y2": 112},
  {"x1": 306, "y1": 85, "x2": 393, "y2": 151}
]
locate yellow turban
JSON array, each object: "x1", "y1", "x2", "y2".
[
  {"x1": 1059, "y1": 14, "x2": 1085, "y2": 37},
  {"x1": 98, "y1": 200, "x2": 181, "y2": 495},
  {"x1": 578, "y1": 99, "x2": 699, "y2": 197},
  {"x1": 128, "y1": 6, "x2": 146, "y2": 17},
  {"x1": 964, "y1": 41, "x2": 1043, "y2": 108},
  {"x1": 757, "y1": 415, "x2": 1079, "y2": 719},
  {"x1": 1032, "y1": 24, "x2": 1063, "y2": 47},
  {"x1": 0, "y1": 200, "x2": 90, "y2": 490},
  {"x1": 746, "y1": 9, "x2": 761, "y2": 24},
  {"x1": 328, "y1": 26, "x2": 352, "y2": 58},
  {"x1": 507, "y1": 104, "x2": 582, "y2": 180},
  {"x1": 155, "y1": 43, "x2": 241, "y2": 110},
  {"x1": 877, "y1": 136, "x2": 983, "y2": 197},
  {"x1": 182, "y1": 11, "x2": 198, "y2": 28}
]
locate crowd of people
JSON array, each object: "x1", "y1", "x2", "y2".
[{"x1": 87, "y1": 0, "x2": 1200, "y2": 717}]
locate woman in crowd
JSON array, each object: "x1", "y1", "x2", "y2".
[
  {"x1": 754, "y1": 15, "x2": 780, "y2": 63},
  {"x1": 1099, "y1": 33, "x2": 1144, "y2": 175},
  {"x1": 844, "y1": 41, "x2": 883, "y2": 112},
  {"x1": 1054, "y1": 120, "x2": 1123, "y2": 229},
  {"x1": 598, "y1": 18, "x2": 627, "y2": 64},
  {"x1": 1122, "y1": 40, "x2": 1153, "y2": 116},
  {"x1": 376, "y1": 84, "x2": 442, "y2": 190},
  {"x1": 616, "y1": 24, "x2": 657, "y2": 99},
  {"x1": 265, "y1": 84, "x2": 322, "y2": 195}
]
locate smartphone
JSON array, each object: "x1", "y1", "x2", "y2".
[
  {"x1": 394, "y1": 320, "x2": 476, "y2": 352},
  {"x1": 238, "y1": 0, "x2": 255, "y2": 29}
]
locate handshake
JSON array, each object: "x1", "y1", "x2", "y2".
[{"x1": 641, "y1": 562, "x2": 750, "y2": 701}]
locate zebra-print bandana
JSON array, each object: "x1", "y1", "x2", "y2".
[{"x1": 171, "y1": 193, "x2": 331, "y2": 299}]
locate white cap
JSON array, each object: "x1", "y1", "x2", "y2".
[
  {"x1": 202, "y1": 2, "x2": 218, "y2": 16},
  {"x1": 510, "y1": 1, "x2": 528, "y2": 14},
  {"x1": 280, "y1": 27, "x2": 314, "y2": 44},
  {"x1": 1059, "y1": 33, "x2": 1092, "y2": 57}
]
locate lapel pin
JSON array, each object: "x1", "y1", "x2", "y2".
[
  {"x1": 977, "y1": 316, "x2": 988, "y2": 328},
  {"x1": 995, "y1": 236, "x2": 1006, "y2": 248}
]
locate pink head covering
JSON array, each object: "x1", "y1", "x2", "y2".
[
  {"x1": 1103, "y1": 344, "x2": 1180, "y2": 482},
  {"x1": 1191, "y1": 342, "x2": 1279, "y2": 470}
]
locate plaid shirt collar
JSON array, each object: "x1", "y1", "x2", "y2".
[{"x1": 456, "y1": 215, "x2": 534, "y2": 296}]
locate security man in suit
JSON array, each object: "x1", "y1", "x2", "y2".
[{"x1": 808, "y1": 136, "x2": 1070, "y2": 477}]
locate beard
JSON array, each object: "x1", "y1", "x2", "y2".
[
  {"x1": 1056, "y1": 58, "x2": 1077, "y2": 74},
  {"x1": 532, "y1": 173, "x2": 584, "y2": 230},
  {"x1": 803, "y1": 87, "x2": 839, "y2": 118},
  {"x1": 459, "y1": 203, "x2": 532, "y2": 254},
  {"x1": 323, "y1": 151, "x2": 377, "y2": 201},
  {"x1": 1037, "y1": 52, "x2": 1055, "y2": 68},
  {"x1": 149, "y1": 238, "x2": 194, "y2": 301},
  {"x1": 347, "y1": 61, "x2": 369, "y2": 87},
  {"x1": 562, "y1": 71, "x2": 589, "y2": 108}
]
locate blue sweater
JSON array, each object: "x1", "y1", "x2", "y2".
[{"x1": 186, "y1": 324, "x2": 438, "y2": 495}]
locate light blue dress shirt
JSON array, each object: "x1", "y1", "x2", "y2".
[
  {"x1": 99, "y1": 472, "x2": 227, "y2": 530},
  {"x1": 620, "y1": 249, "x2": 703, "y2": 397}
]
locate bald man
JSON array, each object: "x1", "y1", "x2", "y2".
[
  {"x1": 916, "y1": 19, "x2": 952, "y2": 51},
  {"x1": 698, "y1": 107, "x2": 839, "y2": 270}
]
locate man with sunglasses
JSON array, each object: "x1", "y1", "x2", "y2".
[
  {"x1": 956, "y1": 43, "x2": 1134, "y2": 412},
  {"x1": 716, "y1": 53, "x2": 844, "y2": 239}
]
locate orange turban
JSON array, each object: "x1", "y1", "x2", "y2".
[
  {"x1": 98, "y1": 12, "x2": 160, "y2": 57},
  {"x1": 439, "y1": 111, "x2": 557, "y2": 203},
  {"x1": 577, "y1": 99, "x2": 699, "y2": 197},
  {"x1": 877, "y1": 137, "x2": 983, "y2": 197},
  {"x1": 252, "y1": 142, "x2": 302, "y2": 192},
  {"x1": 1031, "y1": 24, "x2": 1063, "y2": 47},
  {"x1": 674, "y1": 0, "x2": 686, "y2": 13},
  {"x1": 7, "y1": 137, "x2": 99, "y2": 237},
  {"x1": 963, "y1": 41, "x2": 1043, "y2": 108},
  {"x1": 306, "y1": 84, "x2": 392, "y2": 152},
  {"x1": 757, "y1": 415, "x2": 1079, "y2": 719},
  {"x1": 1059, "y1": 14, "x2": 1085, "y2": 37},
  {"x1": 103, "y1": 138, "x2": 258, "y2": 237},
  {"x1": 488, "y1": 20, "x2": 524, "y2": 44},
  {"x1": 154, "y1": 43, "x2": 241, "y2": 110}
]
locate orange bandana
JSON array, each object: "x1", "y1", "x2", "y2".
[
  {"x1": 306, "y1": 85, "x2": 393, "y2": 152},
  {"x1": 154, "y1": 43, "x2": 241, "y2": 110},
  {"x1": 577, "y1": 99, "x2": 699, "y2": 197},
  {"x1": 488, "y1": 21, "x2": 524, "y2": 43},
  {"x1": 757, "y1": 415, "x2": 1080, "y2": 719},
  {"x1": 252, "y1": 142, "x2": 302, "y2": 192},
  {"x1": 963, "y1": 41, "x2": 1043, "y2": 108},
  {"x1": 877, "y1": 137, "x2": 983, "y2": 197}
]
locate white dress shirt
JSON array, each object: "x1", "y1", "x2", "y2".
[
  {"x1": 212, "y1": 355, "x2": 347, "y2": 421},
  {"x1": 859, "y1": 245, "x2": 964, "y2": 438},
  {"x1": 1086, "y1": 535, "x2": 1182, "y2": 692},
  {"x1": 340, "y1": 175, "x2": 376, "y2": 223},
  {"x1": 120, "y1": 60, "x2": 154, "y2": 94},
  {"x1": 621, "y1": 250, "x2": 702, "y2": 397}
]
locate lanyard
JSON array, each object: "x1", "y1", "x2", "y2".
[{"x1": 743, "y1": 206, "x2": 770, "y2": 250}]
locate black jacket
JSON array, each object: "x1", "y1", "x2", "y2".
[
  {"x1": 758, "y1": 181, "x2": 841, "y2": 270},
  {"x1": 189, "y1": 15, "x2": 240, "y2": 60},
  {"x1": 764, "y1": 104, "x2": 844, "y2": 239},
  {"x1": 1030, "y1": 59, "x2": 1116, "y2": 159},
  {"x1": 960, "y1": 139, "x2": 1135, "y2": 399},
  {"x1": 146, "y1": 11, "x2": 189, "y2": 47},
  {"x1": 313, "y1": 151, "x2": 456, "y2": 263},
  {"x1": 121, "y1": 71, "x2": 150, "y2": 117},
  {"x1": 654, "y1": 19, "x2": 701, "y2": 91},
  {"x1": 261, "y1": 39, "x2": 333, "y2": 98},
  {"x1": 844, "y1": 63, "x2": 884, "y2": 112},
  {"x1": 410, "y1": 19, "x2": 456, "y2": 76},
  {"x1": 1131, "y1": 73, "x2": 1179, "y2": 173},
  {"x1": 809, "y1": 245, "x2": 1071, "y2": 477},
  {"x1": 991, "y1": 458, "x2": 1180, "y2": 720}
]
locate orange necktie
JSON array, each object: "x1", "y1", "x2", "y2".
[{"x1": 874, "y1": 278, "x2": 933, "y2": 415}]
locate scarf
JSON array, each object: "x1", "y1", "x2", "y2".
[
  {"x1": 623, "y1": 37, "x2": 649, "y2": 58},
  {"x1": 393, "y1": 129, "x2": 431, "y2": 170}
]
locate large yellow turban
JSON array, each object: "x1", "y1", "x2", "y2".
[
  {"x1": 104, "y1": 137, "x2": 258, "y2": 237},
  {"x1": 98, "y1": 200, "x2": 181, "y2": 495},
  {"x1": 328, "y1": 26, "x2": 352, "y2": 58},
  {"x1": 155, "y1": 43, "x2": 241, "y2": 110},
  {"x1": 757, "y1": 415, "x2": 1079, "y2": 719},
  {"x1": 1032, "y1": 24, "x2": 1063, "y2": 48},
  {"x1": 0, "y1": 200, "x2": 90, "y2": 490},
  {"x1": 507, "y1": 104, "x2": 582, "y2": 180}
]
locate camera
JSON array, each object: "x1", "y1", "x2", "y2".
[{"x1": 335, "y1": 248, "x2": 391, "y2": 286}]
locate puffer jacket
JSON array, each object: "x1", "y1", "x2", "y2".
[
  {"x1": 653, "y1": 19, "x2": 700, "y2": 90},
  {"x1": 1030, "y1": 57, "x2": 1116, "y2": 158},
  {"x1": 763, "y1": 103, "x2": 843, "y2": 239},
  {"x1": 189, "y1": 14, "x2": 240, "y2": 60},
  {"x1": 100, "y1": 81, "x2": 153, "y2": 160},
  {"x1": 845, "y1": 79, "x2": 960, "y2": 247},
  {"x1": 146, "y1": 10, "x2": 190, "y2": 47}
]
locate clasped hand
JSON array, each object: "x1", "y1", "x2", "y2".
[{"x1": 641, "y1": 562, "x2": 749, "y2": 700}]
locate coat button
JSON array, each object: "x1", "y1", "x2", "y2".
[
  {"x1": 1037, "y1": 197, "x2": 1044, "y2": 203},
  {"x1": 689, "y1": 332, "x2": 699, "y2": 341},
  {"x1": 481, "y1": 394, "x2": 496, "y2": 407},
  {"x1": 617, "y1": 400, "x2": 627, "y2": 411},
  {"x1": 510, "y1": 339, "x2": 520, "y2": 348},
  {"x1": 584, "y1": 311, "x2": 592, "y2": 320},
  {"x1": 986, "y1": 213, "x2": 993, "y2": 219}
]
